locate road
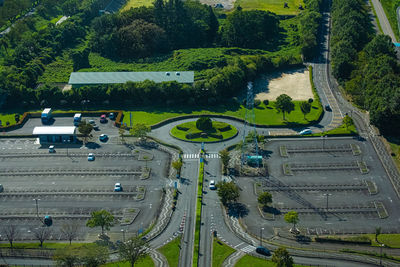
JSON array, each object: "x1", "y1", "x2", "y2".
[{"x1": 370, "y1": 0, "x2": 397, "y2": 42}]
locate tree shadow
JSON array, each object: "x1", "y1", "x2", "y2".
[
  {"x1": 295, "y1": 234, "x2": 311, "y2": 244},
  {"x1": 262, "y1": 206, "x2": 280, "y2": 215},
  {"x1": 227, "y1": 202, "x2": 249, "y2": 218},
  {"x1": 85, "y1": 142, "x2": 101, "y2": 149}
]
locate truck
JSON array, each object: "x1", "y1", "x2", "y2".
[
  {"x1": 73, "y1": 113, "x2": 82, "y2": 126},
  {"x1": 41, "y1": 108, "x2": 52, "y2": 124}
]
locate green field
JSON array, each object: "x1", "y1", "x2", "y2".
[
  {"x1": 235, "y1": 0, "x2": 304, "y2": 15},
  {"x1": 123, "y1": 101, "x2": 322, "y2": 127},
  {"x1": 212, "y1": 238, "x2": 236, "y2": 267},
  {"x1": 122, "y1": 0, "x2": 153, "y2": 11},
  {"x1": 158, "y1": 235, "x2": 181, "y2": 267},
  {"x1": 170, "y1": 121, "x2": 238, "y2": 142}
]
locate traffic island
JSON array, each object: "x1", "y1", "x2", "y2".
[{"x1": 170, "y1": 118, "x2": 238, "y2": 143}]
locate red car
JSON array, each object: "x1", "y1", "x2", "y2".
[{"x1": 100, "y1": 114, "x2": 107, "y2": 123}]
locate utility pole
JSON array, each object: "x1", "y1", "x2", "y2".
[
  {"x1": 260, "y1": 227, "x2": 264, "y2": 246},
  {"x1": 33, "y1": 198, "x2": 40, "y2": 219}
]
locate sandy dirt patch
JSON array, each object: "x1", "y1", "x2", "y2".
[{"x1": 254, "y1": 69, "x2": 313, "y2": 101}]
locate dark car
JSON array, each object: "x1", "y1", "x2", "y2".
[
  {"x1": 256, "y1": 246, "x2": 271, "y2": 256},
  {"x1": 325, "y1": 105, "x2": 331, "y2": 111}
]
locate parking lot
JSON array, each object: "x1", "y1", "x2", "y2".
[
  {"x1": 237, "y1": 137, "x2": 400, "y2": 237},
  {"x1": 0, "y1": 116, "x2": 170, "y2": 242}
]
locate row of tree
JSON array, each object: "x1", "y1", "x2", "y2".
[
  {"x1": 331, "y1": 0, "x2": 400, "y2": 135},
  {"x1": 90, "y1": 2, "x2": 281, "y2": 59}
]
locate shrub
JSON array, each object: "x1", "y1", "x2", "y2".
[
  {"x1": 177, "y1": 126, "x2": 190, "y2": 131},
  {"x1": 308, "y1": 98, "x2": 314, "y2": 103},
  {"x1": 196, "y1": 117, "x2": 212, "y2": 131},
  {"x1": 254, "y1": 99, "x2": 261, "y2": 107},
  {"x1": 218, "y1": 125, "x2": 232, "y2": 132},
  {"x1": 242, "y1": 99, "x2": 247, "y2": 106},
  {"x1": 263, "y1": 99, "x2": 269, "y2": 106}
]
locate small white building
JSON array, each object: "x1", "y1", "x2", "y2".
[{"x1": 33, "y1": 126, "x2": 77, "y2": 144}]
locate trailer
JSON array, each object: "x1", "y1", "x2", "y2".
[{"x1": 41, "y1": 108, "x2": 52, "y2": 124}]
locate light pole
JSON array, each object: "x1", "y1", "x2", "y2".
[
  {"x1": 380, "y1": 243, "x2": 385, "y2": 266},
  {"x1": 33, "y1": 198, "x2": 40, "y2": 219},
  {"x1": 322, "y1": 135, "x2": 326, "y2": 151},
  {"x1": 121, "y1": 229, "x2": 126, "y2": 242},
  {"x1": 323, "y1": 193, "x2": 332, "y2": 212},
  {"x1": 260, "y1": 227, "x2": 264, "y2": 246}
]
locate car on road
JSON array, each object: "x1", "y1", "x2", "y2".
[
  {"x1": 48, "y1": 145, "x2": 55, "y2": 153},
  {"x1": 100, "y1": 114, "x2": 107, "y2": 123},
  {"x1": 88, "y1": 153, "x2": 95, "y2": 161},
  {"x1": 256, "y1": 246, "x2": 271, "y2": 256},
  {"x1": 114, "y1": 183, "x2": 122, "y2": 192},
  {"x1": 299, "y1": 128, "x2": 312, "y2": 135},
  {"x1": 325, "y1": 104, "x2": 331, "y2": 111},
  {"x1": 109, "y1": 112, "x2": 115, "y2": 120},
  {"x1": 0, "y1": 184, "x2": 3, "y2": 192},
  {"x1": 99, "y1": 134, "x2": 108, "y2": 142},
  {"x1": 209, "y1": 180, "x2": 216, "y2": 190}
]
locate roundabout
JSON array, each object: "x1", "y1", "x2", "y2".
[{"x1": 170, "y1": 117, "x2": 238, "y2": 143}]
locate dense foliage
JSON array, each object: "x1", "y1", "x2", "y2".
[
  {"x1": 331, "y1": 0, "x2": 400, "y2": 135},
  {"x1": 0, "y1": 0, "x2": 36, "y2": 28}
]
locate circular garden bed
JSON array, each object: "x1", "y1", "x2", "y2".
[{"x1": 170, "y1": 119, "x2": 238, "y2": 143}]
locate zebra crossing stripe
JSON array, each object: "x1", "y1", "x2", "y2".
[{"x1": 241, "y1": 245, "x2": 256, "y2": 253}]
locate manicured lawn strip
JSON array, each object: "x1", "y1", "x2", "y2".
[
  {"x1": 234, "y1": 0, "x2": 304, "y2": 15},
  {"x1": 170, "y1": 121, "x2": 238, "y2": 142},
  {"x1": 101, "y1": 255, "x2": 154, "y2": 267},
  {"x1": 365, "y1": 234, "x2": 400, "y2": 248},
  {"x1": 380, "y1": 0, "x2": 400, "y2": 41},
  {"x1": 369, "y1": 0, "x2": 383, "y2": 33},
  {"x1": 123, "y1": 101, "x2": 322, "y2": 127},
  {"x1": 386, "y1": 136, "x2": 400, "y2": 174},
  {"x1": 122, "y1": 0, "x2": 153, "y2": 10},
  {"x1": 158, "y1": 235, "x2": 181, "y2": 267},
  {"x1": 193, "y1": 161, "x2": 204, "y2": 267},
  {"x1": 235, "y1": 254, "x2": 307, "y2": 267},
  {"x1": 212, "y1": 238, "x2": 235, "y2": 267},
  {"x1": 0, "y1": 243, "x2": 86, "y2": 249},
  {"x1": 310, "y1": 124, "x2": 357, "y2": 136}
]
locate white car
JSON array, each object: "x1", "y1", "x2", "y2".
[
  {"x1": 299, "y1": 128, "x2": 312, "y2": 135},
  {"x1": 88, "y1": 153, "x2": 95, "y2": 161},
  {"x1": 209, "y1": 180, "x2": 216, "y2": 190},
  {"x1": 48, "y1": 145, "x2": 55, "y2": 153},
  {"x1": 114, "y1": 183, "x2": 122, "y2": 192}
]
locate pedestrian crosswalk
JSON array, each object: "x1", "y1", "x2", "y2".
[
  {"x1": 240, "y1": 245, "x2": 256, "y2": 253},
  {"x1": 182, "y1": 153, "x2": 220, "y2": 159}
]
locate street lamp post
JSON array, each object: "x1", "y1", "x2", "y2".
[
  {"x1": 260, "y1": 227, "x2": 264, "y2": 246},
  {"x1": 121, "y1": 229, "x2": 126, "y2": 242},
  {"x1": 33, "y1": 198, "x2": 40, "y2": 219},
  {"x1": 322, "y1": 135, "x2": 326, "y2": 151},
  {"x1": 380, "y1": 243, "x2": 385, "y2": 266}
]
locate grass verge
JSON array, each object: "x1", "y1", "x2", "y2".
[
  {"x1": 193, "y1": 160, "x2": 204, "y2": 267},
  {"x1": 234, "y1": 0, "x2": 304, "y2": 15},
  {"x1": 101, "y1": 255, "x2": 154, "y2": 267},
  {"x1": 310, "y1": 124, "x2": 357, "y2": 136},
  {"x1": 212, "y1": 238, "x2": 235, "y2": 267},
  {"x1": 369, "y1": 0, "x2": 384, "y2": 33},
  {"x1": 122, "y1": 0, "x2": 153, "y2": 11},
  {"x1": 235, "y1": 254, "x2": 306, "y2": 267},
  {"x1": 380, "y1": 0, "x2": 400, "y2": 41},
  {"x1": 0, "y1": 243, "x2": 86, "y2": 249},
  {"x1": 365, "y1": 234, "x2": 400, "y2": 248},
  {"x1": 158, "y1": 235, "x2": 181, "y2": 267},
  {"x1": 170, "y1": 121, "x2": 238, "y2": 142}
]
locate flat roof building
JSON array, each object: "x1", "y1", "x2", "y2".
[
  {"x1": 68, "y1": 71, "x2": 194, "y2": 87},
  {"x1": 33, "y1": 126, "x2": 77, "y2": 144}
]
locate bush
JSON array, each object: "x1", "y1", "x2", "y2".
[
  {"x1": 208, "y1": 133, "x2": 223, "y2": 139},
  {"x1": 254, "y1": 99, "x2": 261, "y2": 107},
  {"x1": 196, "y1": 117, "x2": 212, "y2": 131},
  {"x1": 186, "y1": 132, "x2": 203, "y2": 139},
  {"x1": 308, "y1": 98, "x2": 314, "y2": 103},
  {"x1": 218, "y1": 125, "x2": 232, "y2": 132},
  {"x1": 177, "y1": 126, "x2": 190, "y2": 131},
  {"x1": 263, "y1": 99, "x2": 269, "y2": 106}
]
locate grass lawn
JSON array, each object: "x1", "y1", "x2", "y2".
[
  {"x1": 0, "y1": 112, "x2": 22, "y2": 127},
  {"x1": 386, "y1": 136, "x2": 400, "y2": 174},
  {"x1": 122, "y1": 0, "x2": 153, "y2": 10},
  {"x1": 234, "y1": 0, "x2": 304, "y2": 15},
  {"x1": 158, "y1": 235, "x2": 181, "y2": 267},
  {"x1": 365, "y1": 234, "x2": 400, "y2": 248},
  {"x1": 101, "y1": 255, "x2": 154, "y2": 267},
  {"x1": 235, "y1": 254, "x2": 307, "y2": 267},
  {"x1": 212, "y1": 238, "x2": 235, "y2": 267},
  {"x1": 311, "y1": 123, "x2": 358, "y2": 136},
  {"x1": 123, "y1": 101, "x2": 322, "y2": 127},
  {"x1": 170, "y1": 121, "x2": 238, "y2": 142},
  {"x1": 380, "y1": 0, "x2": 400, "y2": 41}
]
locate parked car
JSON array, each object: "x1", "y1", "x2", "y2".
[
  {"x1": 209, "y1": 180, "x2": 216, "y2": 190},
  {"x1": 114, "y1": 183, "x2": 122, "y2": 192},
  {"x1": 100, "y1": 114, "x2": 107, "y2": 123},
  {"x1": 89, "y1": 119, "x2": 95, "y2": 125},
  {"x1": 325, "y1": 104, "x2": 331, "y2": 111},
  {"x1": 256, "y1": 246, "x2": 271, "y2": 256},
  {"x1": 99, "y1": 134, "x2": 108, "y2": 142},
  {"x1": 0, "y1": 184, "x2": 3, "y2": 192},
  {"x1": 88, "y1": 153, "x2": 95, "y2": 161},
  {"x1": 92, "y1": 123, "x2": 99, "y2": 130},
  {"x1": 48, "y1": 145, "x2": 55, "y2": 153},
  {"x1": 299, "y1": 128, "x2": 312, "y2": 135},
  {"x1": 109, "y1": 112, "x2": 115, "y2": 120}
]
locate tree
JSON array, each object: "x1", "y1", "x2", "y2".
[
  {"x1": 71, "y1": 47, "x2": 90, "y2": 71},
  {"x1": 258, "y1": 192, "x2": 272, "y2": 208},
  {"x1": 86, "y1": 210, "x2": 115, "y2": 235},
  {"x1": 263, "y1": 99, "x2": 269, "y2": 106},
  {"x1": 219, "y1": 149, "x2": 231, "y2": 175},
  {"x1": 272, "y1": 247, "x2": 294, "y2": 267},
  {"x1": 118, "y1": 236, "x2": 149, "y2": 267},
  {"x1": 299, "y1": 101, "x2": 311, "y2": 119},
  {"x1": 1, "y1": 224, "x2": 19, "y2": 248},
  {"x1": 78, "y1": 120, "x2": 93, "y2": 144},
  {"x1": 31, "y1": 227, "x2": 52, "y2": 247},
  {"x1": 375, "y1": 227, "x2": 381, "y2": 243},
  {"x1": 343, "y1": 115, "x2": 354, "y2": 129},
  {"x1": 254, "y1": 99, "x2": 261, "y2": 107},
  {"x1": 284, "y1": 211, "x2": 299, "y2": 233},
  {"x1": 0, "y1": 38, "x2": 8, "y2": 55},
  {"x1": 275, "y1": 94, "x2": 295, "y2": 120},
  {"x1": 196, "y1": 117, "x2": 212, "y2": 131},
  {"x1": 171, "y1": 160, "x2": 183, "y2": 176},
  {"x1": 216, "y1": 181, "x2": 240, "y2": 206},
  {"x1": 129, "y1": 123, "x2": 151, "y2": 138},
  {"x1": 119, "y1": 124, "x2": 127, "y2": 143},
  {"x1": 60, "y1": 223, "x2": 80, "y2": 245},
  {"x1": 54, "y1": 246, "x2": 81, "y2": 267},
  {"x1": 80, "y1": 244, "x2": 108, "y2": 267}
]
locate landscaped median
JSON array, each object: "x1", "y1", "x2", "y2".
[
  {"x1": 193, "y1": 158, "x2": 204, "y2": 267},
  {"x1": 212, "y1": 238, "x2": 236, "y2": 267},
  {"x1": 158, "y1": 235, "x2": 182, "y2": 267}
]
